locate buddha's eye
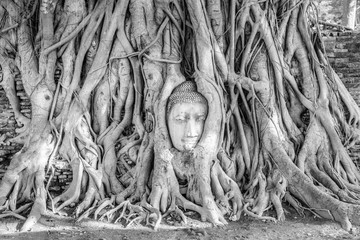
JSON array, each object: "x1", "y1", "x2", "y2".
[
  {"x1": 197, "y1": 116, "x2": 206, "y2": 121},
  {"x1": 175, "y1": 116, "x2": 186, "y2": 122}
]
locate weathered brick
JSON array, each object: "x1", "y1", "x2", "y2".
[
  {"x1": 20, "y1": 109, "x2": 31, "y2": 113},
  {"x1": 335, "y1": 43, "x2": 345, "y2": 49},
  {"x1": 334, "y1": 58, "x2": 349, "y2": 64},
  {"x1": 348, "y1": 62, "x2": 360, "y2": 68},
  {"x1": 49, "y1": 186, "x2": 61, "y2": 191},
  {"x1": 333, "y1": 48, "x2": 348, "y2": 53}
]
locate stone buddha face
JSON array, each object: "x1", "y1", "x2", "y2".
[{"x1": 167, "y1": 81, "x2": 208, "y2": 152}]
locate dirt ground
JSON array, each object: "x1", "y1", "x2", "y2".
[{"x1": 0, "y1": 205, "x2": 358, "y2": 240}]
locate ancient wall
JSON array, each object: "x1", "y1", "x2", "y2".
[
  {"x1": 0, "y1": 75, "x2": 28, "y2": 161},
  {"x1": 323, "y1": 32, "x2": 360, "y2": 105},
  {"x1": 1, "y1": 32, "x2": 360, "y2": 192},
  {"x1": 0, "y1": 75, "x2": 28, "y2": 180}
]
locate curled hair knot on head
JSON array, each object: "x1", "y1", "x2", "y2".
[{"x1": 167, "y1": 81, "x2": 208, "y2": 113}]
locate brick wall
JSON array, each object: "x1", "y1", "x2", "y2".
[
  {"x1": 323, "y1": 32, "x2": 360, "y2": 105},
  {"x1": 0, "y1": 75, "x2": 27, "y2": 173}
]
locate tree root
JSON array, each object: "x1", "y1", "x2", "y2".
[
  {"x1": 163, "y1": 206, "x2": 187, "y2": 225},
  {"x1": 76, "y1": 200, "x2": 98, "y2": 222},
  {"x1": 20, "y1": 169, "x2": 48, "y2": 232},
  {"x1": 95, "y1": 199, "x2": 160, "y2": 229},
  {"x1": 211, "y1": 160, "x2": 243, "y2": 221},
  {"x1": 265, "y1": 129, "x2": 357, "y2": 231},
  {"x1": 94, "y1": 195, "x2": 115, "y2": 220},
  {"x1": 247, "y1": 172, "x2": 269, "y2": 217},
  {"x1": 0, "y1": 125, "x2": 54, "y2": 231},
  {"x1": 1, "y1": 0, "x2": 360, "y2": 233},
  {"x1": 75, "y1": 183, "x2": 97, "y2": 217},
  {"x1": 99, "y1": 199, "x2": 130, "y2": 222},
  {"x1": 0, "y1": 211, "x2": 26, "y2": 220},
  {"x1": 0, "y1": 201, "x2": 32, "y2": 222},
  {"x1": 243, "y1": 202, "x2": 277, "y2": 222},
  {"x1": 151, "y1": 156, "x2": 225, "y2": 227},
  {"x1": 53, "y1": 159, "x2": 83, "y2": 212}
]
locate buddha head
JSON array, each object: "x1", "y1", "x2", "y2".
[{"x1": 166, "y1": 81, "x2": 208, "y2": 152}]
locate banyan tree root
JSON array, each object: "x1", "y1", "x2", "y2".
[
  {"x1": 0, "y1": 124, "x2": 55, "y2": 231},
  {"x1": 1, "y1": 0, "x2": 360, "y2": 232}
]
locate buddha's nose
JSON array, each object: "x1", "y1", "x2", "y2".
[{"x1": 185, "y1": 120, "x2": 198, "y2": 137}]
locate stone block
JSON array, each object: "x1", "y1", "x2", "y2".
[
  {"x1": 334, "y1": 58, "x2": 348, "y2": 64},
  {"x1": 49, "y1": 186, "x2": 61, "y2": 191},
  {"x1": 348, "y1": 62, "x2": 360, "y2": 68},
  {"x1": 333, "y1": 48, "x2": 348, "y2": 53},
  {"x1": 335, "y1": 43, "x2": 345, "y2": 49},
  {"x1": 20, "y1": 109, "x2": 31, "y2": 113}
]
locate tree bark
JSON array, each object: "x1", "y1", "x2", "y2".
[
  {"x1": 0, "y1": 0, "x2": 360, "y2": 232},
  {"x1": 342, "y1": 0, "x2": 357, "y2": 29}
]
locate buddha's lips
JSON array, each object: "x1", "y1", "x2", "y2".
[{"x1": 182, "y1": 138, "x2": 198, "y2": 147}]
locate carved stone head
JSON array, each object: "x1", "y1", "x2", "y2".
[{"x1": 166, "y1": 81, "x2": 208, "y2": 151}]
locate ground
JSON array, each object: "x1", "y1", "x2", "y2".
[{"x1": 0, "y1": 205, "x2": 357, "y2": 240}]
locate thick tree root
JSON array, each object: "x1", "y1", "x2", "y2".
[
  {"x1": 2, "y1": 0, "x2": 360, "y2": 233},
  {"x1": 211, "y1": 160, "x2": 243, "y2": 221},
  {"x1": 264, "y1": 123, "x2": 359, "y2": 231},
  {"x1": 94, "y1": 195, "x2": 115, "y2": 220},
  {"x1": 0, "y1": 211, "x2": 26, "y2": 220},
  {"x1": 99, "y1": 199, "x2": 130, "y2": 222},
  {"x1": 94, "y1": 199, "x2": 160, "y2": 230},
  {"x1": 243, "y1": 202, "x2": 277, "y2": 222},
  {"x1": 163, "y1": 206, "x2": 187, "y2": 225},
  {"x1": 52, "y1": 159, "x2": 83, "y2": 212},
  {"x1": 0, "y1": 124, "x2": 54, "y2": 231},
  {"x1": 77, "y1": 200, "x2": 98, "y2": 222}
]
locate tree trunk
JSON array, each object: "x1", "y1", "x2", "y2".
[
  {"x1": 0, "y1": 0, "x2": 360, "y2": 232},
  {"x1": 342, "y1": 0, "x2": 357, "y2": 29}
]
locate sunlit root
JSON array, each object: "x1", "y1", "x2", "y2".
[
  {"x1": 0, "y1": 211, "x2": 26, "y2": 220},
  {"x1": 75, "y1": 180, "x2": 98, "y2": 217},
  {"x1": 150, "y1": 149, "x2": 228, "y2": 227},
  {"x1": 1, "y1": 0, "x2": 360, "y2": 233},
  {"x1": 20, "y1": 172, "x2": 47, "y2": 232},
  {"x1": 163, "y1": 206, "x2": 187, "y2": 225},
  {"x1": 99, "y1": 200, "x2": 131, "y2": 222},
  {"x1": 211, "y1": 160, "x2": 243, "y2": 221},
  {"x1": 0, "y1": 202, "x2": 32, "y2": 221},
  {"x1": 104, "y1": 201, "x2": 148, "y2": 227},
  {"x1": 249, "y1": 172, "x2": 269, "y2": 217},
  {"x1": 243, "y1": 202, "x2": 277, "y2": 222},
  {"x1": 267, "y1": 170, "x2": 287, "y2": 221},
  {"x1": 139, "y1": 202, "x2": 162, "y2": 230},
  {"x1": 77, "y1": 200, "x2": 98, "y2": 222},
  {"x1": 52, "y1": 158, "x2": 83, "y2": 212},
  {"x1": 117, "y1": 132, "x2": 154, "y2": 204},
  {"x1": 0, "y1": 125, "x2": 54, "y2": 232},
  {"x1": 94, "y1": 195, "x2": 115, "y2": 220}
]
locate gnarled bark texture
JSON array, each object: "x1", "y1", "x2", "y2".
[{"x1": 1, "y1": 0, "x2": 360, "y2": 232}]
